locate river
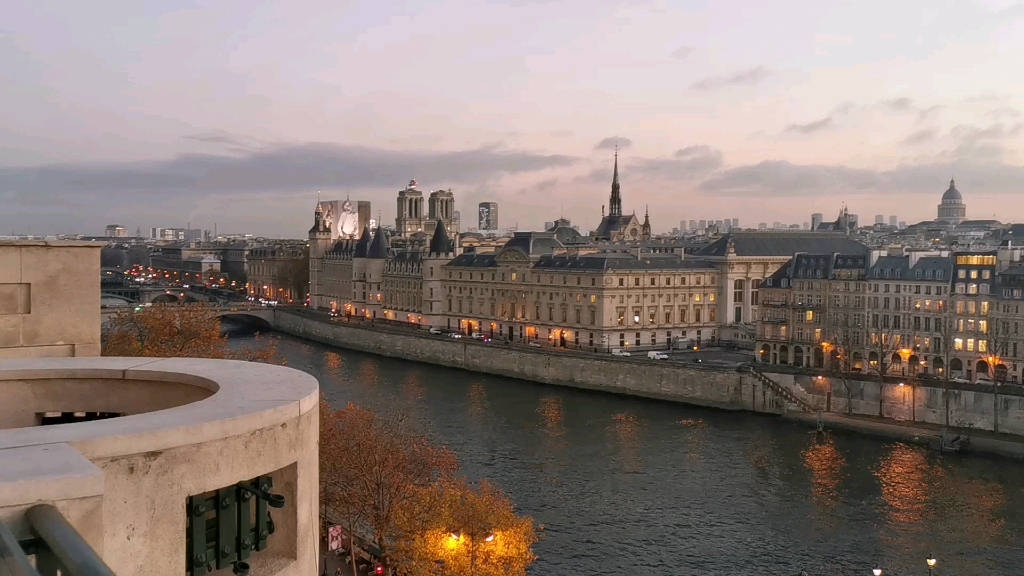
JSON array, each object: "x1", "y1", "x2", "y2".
[{"x1": 231, "y1": 328, "x2": 1023, "y2": 575}]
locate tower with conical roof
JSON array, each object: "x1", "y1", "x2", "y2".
[
  {"x1": 641, "y1": 205, "x2": 651, "y2": 240},
  {"x1": 609, "y1": 146, "x2": 622, "y2": 217},
  {"x1": 308, "y1": 196, "x2": 332, "y2": 308},
  {"x1": 422, "y1": 218, "x2": 456, "y2": 328}
]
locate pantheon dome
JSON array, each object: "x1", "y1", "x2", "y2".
[{"x1": 936, "y1": 177, "x2": 966, "y2": 224}]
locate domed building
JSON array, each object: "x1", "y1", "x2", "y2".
[{"x1": 936, "y1": 177, "x2": 967, "y2": 224}]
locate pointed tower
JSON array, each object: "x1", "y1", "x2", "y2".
[
  {"x1": 308, "y1": 197, "x2": 332, "y2": 309},
  {"x1": 641, "y1": 205, "x2": 652, "y2": 241},
  {"x1": 609, "y1": 146, "x2": 622, "y2": 217}
]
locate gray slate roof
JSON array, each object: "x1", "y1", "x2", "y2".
[
  {"x1": 696, "y1": 233, "x2": 869, "y2": 258},
  {"x1": 533, "y1": 253, "x2": 716, "y2": 272}
]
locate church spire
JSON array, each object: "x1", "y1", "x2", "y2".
[{"x1": 609, "y1": 145, "x2": 622, "y2": 217}]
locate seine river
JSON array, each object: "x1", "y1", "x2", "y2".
[{"x1": 232, "y1": 330, "x2": 1024, "y2": 575}]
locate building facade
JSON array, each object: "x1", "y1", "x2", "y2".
[{"x1": 246, "y1": 242, "x2": 309, "y2": 303}]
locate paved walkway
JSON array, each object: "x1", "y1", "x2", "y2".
[{"x1": 787, "y1": 410, "x2": 1024, "y2": 459}]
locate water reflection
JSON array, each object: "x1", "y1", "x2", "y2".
[
  {"x1": 875, "y1": 444, "x2": 931, "y2": 529},
  {"x1": 801, "y1": 434, "x2": 845, "y2": 510},
  {"x1": 230, "y1": 333, "x2": 1024, "y2": 576},
  {"x1": 608, "y1": 412, "x2": 644, "y2": 473}
]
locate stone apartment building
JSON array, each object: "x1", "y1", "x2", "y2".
[
  {"x1": 757, "y1": 246, "x2": 1024, "y2": 383},
  {"x1": 246, "y1": 241, "x2": 308, "y2": 303},
  {"x1": 440, "y1": 234, "x2": 720, "y2": 350}
]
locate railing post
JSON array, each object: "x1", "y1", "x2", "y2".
[
  {"x1": 25, "y1": 504, "x2": 115, "y2": 576},
  {"x1": 0, "y1": 519, "x2": 41, "y2": 576}
]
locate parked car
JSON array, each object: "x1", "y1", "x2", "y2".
[
  {"x1": 329, "y1": 309, "x2": 340, "y2": 317},
  {"x1": 951, "y1": 375, "x2": 970, "y2": 384},
  {"x1": 448, "y1": 332, "x2": 463, "y2": 339},
  {"x1": 428, "y1": 327, "x2": 442, "y2": 334},
  {"x1": 528, "y1": 341, "x2": 542, "y2": 348},
  {"x1": 471, "y1": 332, "x2": 484, "y2": 340},
  {"x1": 647, "y1": 351, "x2": 669, "y2": 360},
  {"x1": 611, "y1": 348, "x2": 631, "y2": 357},
  {"x1": 976, "y1": 375, "x2": 994, "y2": 384},
  {"x1": 917, "y1": 372, "x2": 939, "y2": 381}
]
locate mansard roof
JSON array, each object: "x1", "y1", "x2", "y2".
[
  {"x1": 697, "y1": 233, "x2": 869, "y2": 258},
  {"x1": 532, "y1": 253, "x2": 715, "y2": 272},
  {"x1": 428, "y1": 218, "x2": 453, "y2": 255},
  {"x1": 366, "y1": 227, "x2": 391, "y2": 259}
]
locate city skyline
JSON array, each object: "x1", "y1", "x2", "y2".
[{"x1": 3, "y1": 1, "x2": 1024, "y2": 235}]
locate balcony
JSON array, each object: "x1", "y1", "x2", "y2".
[
  {"x1": 761, "y1": 300, "x2": 788, "y2": 307},
  {"x1": 0, "y1": 357, "x2": 319, "y2": 576}
]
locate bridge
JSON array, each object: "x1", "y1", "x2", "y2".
[{"x1": 101, "y1": 304, "x2": 275, "y2": 326}]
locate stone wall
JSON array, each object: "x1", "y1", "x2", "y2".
[
  {"x1": 272, "y1": 311, "x2": 791, "y2": 414},
  {"x1": 763, "y1": 371, "x2": 1024, "y2": 436}
]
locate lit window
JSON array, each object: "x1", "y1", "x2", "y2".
[
  {"x1": 967, "y1": 338, "x2": 975, "y2": 352},
  {"x1": 806, "y1": 311, "x2": 814, "y2": 322},
  {"x1": 954, "y1": 338, "x2": 963, "y2": 351},
  {"x1": 979, "y1": 339, "x2": 988, "y2": 353}
]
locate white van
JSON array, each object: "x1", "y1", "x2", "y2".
[
  {"x1": 611, "y1": 348, "x2": 631, "y2": 357},
  {"x1": 647, "y1": 351, "x2": 669, "y2": 360}
]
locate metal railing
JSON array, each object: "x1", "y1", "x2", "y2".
[{"x1": 0, "y1": 504, "x2": 115, "y2": 576}]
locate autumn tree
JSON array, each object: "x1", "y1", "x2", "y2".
[
  {"x1": 322, "y1": 402, "x2": 458, "y2": 570},
  {"x1": 391, "y1": 478, "x2": 537, "y2": 576},
  {"x1": 102, "y1": 304, "x2": 278, "y2": 363}
]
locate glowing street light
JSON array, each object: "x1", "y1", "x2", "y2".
[
  {"x1": 926, "y1": 555, "x2": 937, "y2": 574},
  {"x1": 872, "y1": 569, "x2": 882, "y2": 576}
]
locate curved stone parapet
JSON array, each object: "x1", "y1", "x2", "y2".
[{"x1": 0, "y1": 357, "x2": 319, "y2": 576}]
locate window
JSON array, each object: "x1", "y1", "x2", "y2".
[
  {"x1": 635, "y1": 332, "x2": 641, "y2": 346},
  {"x1": 806, "y1": 311, "x2": 814, "y2": 322},
  {"x1": 751, "y1": 279, "x2": 760, "y2": 304},
  {"x1": 734, "y1": 306, "x2": 742, "y2": 323},
  {"x1": 590, "y1": 295, "x2": 597, "y2": 304},
  {"x1": 619, "y1": 278, "x2": 624, "y2": 287},
  {"x1": 955, "y1": 338, "x2": 964, "y2": 351},
  {"x1": 634, "y1": 277, "x2": 641, "y2": 287},
  {"x1": 649, "y1": 310, "x2": 656, "y2": 324},
  {"x1": 967, "y1": 338, "x2": 975, "y2": 352},
  {"x1": 620, "y1": 333, "x2": 625, "y2": 346},
  {"x1": 958, "y1": 269, "x2": 966, "y2": 279},
  {"x1": 650, "y1": 277, "x2": 656, "y2": 286},
  {"x1": 981, "y1": 301, "x2": 989, "y2": 315},
  {"x1": 590, "y1": 310, "x2": 596, "y2": 325},
  {"x1": 979, "y1": 320, "x2": 988, "y2": 333},
  {"x1": 651, "y1": 332, "x2": 657, "y2": 345}
]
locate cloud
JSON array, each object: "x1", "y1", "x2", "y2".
[
  {"x1": 579, "y1": 145, "x2": 723, "y2": 183},
  {"x1": 670, "y1": 46, "x2": 693, "y2": 59},
  {"x1": 917, "y1": 105, "x2": 943, "y2": 124},
  {"x1": 697, "y1": 159, "x2": 1024, "y2": 198},
  {"x1": 594, "y1": 137, "x2": 633, "y2": 151},
  {"x1": 986, "y1": 107, "x2": 1022, "y2": 120},
  {"x1": 880, "y1": 97, "x2": 915, "y2": 112},
  {"x1": 902, "y1": 127, "x2": 939, "y2": 145},
  {"x1": 0, "y1": 142, "x2": 580, "y2": 198},
  {"x1": 549, "y1": 130, "x2": 574, "y2": 138},
  {"x1": 964, "y1": 91, "x2": 1007, "y2": 103},
  {"x1": 689, "y1": 65, "x2": 771, "y2": 91},
  {"x1": 785, "y1": 117, "x2": 834, "y2": 134},
  {"x1": 945, "y1": 122, "x2": 1023, "y2": 161}
]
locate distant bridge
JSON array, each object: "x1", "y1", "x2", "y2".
[
  {"x1": 101, "y1": 304, "x2": 275, "y2": 325},
  {"x1": 101, "y1": 285, "x2": 221, "y2": 305}
]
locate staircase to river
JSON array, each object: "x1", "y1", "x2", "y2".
[{"x1": 750, "y1": 368, "x2": 815, "y2": 412}]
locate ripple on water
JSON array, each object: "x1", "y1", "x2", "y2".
[{"x1": 232, "y1": 333, "x2": 1024, "y2": 576}]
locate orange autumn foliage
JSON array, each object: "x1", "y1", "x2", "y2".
[
  {"x1": 392, "y1": 478, "x2": 537, "y2": 576},
  {"x1": 101, "y1": 304, "x2": 280, "y2": 363}
]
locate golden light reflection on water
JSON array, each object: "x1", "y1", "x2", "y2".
[
  {"x1": 678, "y1": 418, "x2": 708, "y2": 462},
  {"x1": 357, "y1": 359, "x2": 379, "y2": 386},
  {"x1": 928, "y1": 463, "x2": 1007, "y2": 548},
  {"x1": 874, "y1": 444, "x2": 931, "y2": 530},
  {"x1": 537, "y1": 397, "x2": 565, "y2": 437},
  {"x1": 402, "y1": 373, "x2": 425, "y2": 401},
  {"x1": 468, "y1": 383, "x2": 488, "y2": 416},
  {"x1": 801, "y1": 435, "x2": 846, "y2": 510},
  {"x1": 323, "y1": 351, "x2": 344, "y2": 380},
  {"x1": 609, "y1": 412, "x2": 644, "y2": 473}
]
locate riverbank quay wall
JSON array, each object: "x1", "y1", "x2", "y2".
[
  {"x1": 766, "y1": 370, "x2": 1024, "y2": 437},
  {"x1": 269, "y1": 311, "x2": 1024, "y2": 442},
  {"x1": 270, "y1": 311, "x2": 787, "y2": 414}
]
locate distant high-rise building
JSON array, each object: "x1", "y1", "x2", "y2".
[
  {"x1": 732, "y1": 218, "x2": 739, "y2": 229},
  {"x1": 889, "y1": 215, "x2": 898, "y2": 227},
  {"x1": 898, "y1": 221, "x2": 906, "y2": 229},
  {"x1": 811, "y1": 213, "x2": 823, "y2": 230},
  {"x1": 679, "y1": 220, "x2": 687, "y2": 231},
  {"x1": 104, "y1": 225, "x2": 128, "y2": 238},
  {"x1": 150, "y1": 227, "x2": 162, "y2": 239},
  {"x1": 698, "y1": 219, "x2": 707, "y2": 230},
  {"x1": 875, "y1": 214, "x2": 884, "y2": 225},
  {"x1": 773, "y1": 222, "x2": 782, "y2": 229},
  {"x1": 688, "y1": 220, "x2": 697, "y2": 231},
  {"x1": 758, "y1": 222, "x2": 767, "y2": 230},
  {"x1": 848, "y1": 214, "x2": 860, "y2": 229},
  {"x1": 478, "y1": 202, "x2": 499, "y2": 231}
]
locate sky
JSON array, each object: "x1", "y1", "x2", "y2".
[{"x1": 3, "y1": 0, "x2": 1024, "y2": 237}]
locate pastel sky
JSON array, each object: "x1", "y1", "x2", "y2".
[{"x1": 3, "y1": 0, "x2": 1024, "y2": 237}]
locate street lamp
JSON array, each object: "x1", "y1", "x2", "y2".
[
  {"x1": 926, "y1": 555, "x2": 937, "y2": 574},
  {"x1": 872, "y1": 569, "x2": 882, "y2": 576}
]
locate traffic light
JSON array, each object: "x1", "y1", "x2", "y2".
[{"x1": 374, "y1": 565, "x2": 384, "y2": 576}]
